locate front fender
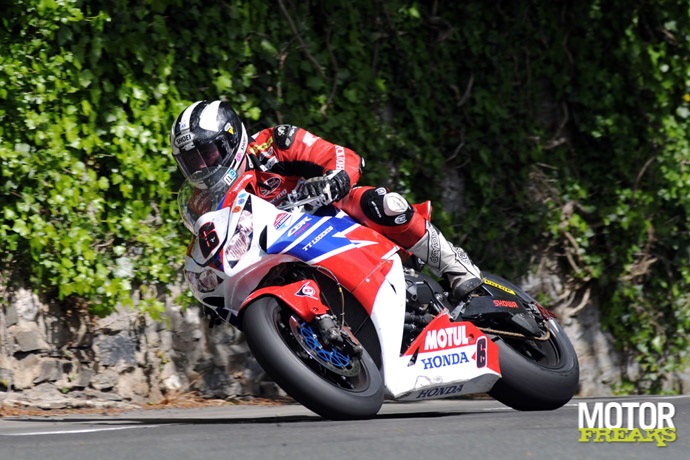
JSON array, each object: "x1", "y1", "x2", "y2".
[{"x1": 238, "y1": 279, "x2": 330, "y2": 326}]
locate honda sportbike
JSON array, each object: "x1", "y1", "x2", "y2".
[{"x1": 180, "y1": 171, "x2": 579, "y2": 419}]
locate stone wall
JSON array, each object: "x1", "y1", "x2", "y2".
[
  {"x1": 1, "y1": 274, "x2": 688, "y2": 410},
  {"x1": 0, "y1": 288, "x2": 280, "y2": 410}
]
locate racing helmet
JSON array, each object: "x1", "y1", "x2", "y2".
[{"x1": 170, "y1": 100, "x2": 249, "y2": 190}]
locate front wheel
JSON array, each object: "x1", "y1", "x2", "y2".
[
  {"x1": 489, "y1": 318, "x2": 579, "y2": 410},
  {"x1": 242, "y1": 296, "x2": 384, "y2": 420}
]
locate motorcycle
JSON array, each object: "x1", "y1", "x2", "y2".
[{"x1": 180, "y1": 170, "x2": 579, "y2": 419}]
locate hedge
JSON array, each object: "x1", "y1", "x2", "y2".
[{"x1": 1, "y1": 0, "x2": 689, "y2": 392}]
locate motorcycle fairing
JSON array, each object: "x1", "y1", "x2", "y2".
[
  {"x1": 187, "y1": 193, "x2": 402, "y2": 321},
  {"x1": 380, "y1": 311, "x2": 501, "y2": 400},
  {"x1": 264, "y1": 207, "x2": 401, "y2": 314},
  {"x1": 184, "y1": 193, "x2": 298, "y2": 317},
  {"x1": 185, "y1": 187, "x2": 500, "y2": 400}
]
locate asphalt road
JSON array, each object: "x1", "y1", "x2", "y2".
[{"x1": 1, "y1": 395, "x2": 688, "y2": 460}]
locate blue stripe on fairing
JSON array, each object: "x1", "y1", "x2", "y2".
[{"x1": 267, "y1": 212, "x2": 359, "y2": 262}]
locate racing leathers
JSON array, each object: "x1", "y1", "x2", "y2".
[{"x1": 185, "y1": 124, "x2": 482, "y2": 300}]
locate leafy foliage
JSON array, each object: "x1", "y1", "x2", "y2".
[{"x1": 1, "y1": 0, "x2": 689, "y2": 392}]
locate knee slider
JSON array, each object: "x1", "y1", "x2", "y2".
[
  {"x1": 361, "y1": 188, "x2": 413, "y2": 226},
  {"x1": 382, "y1": 192, "x2": 409, "y2": 216}
]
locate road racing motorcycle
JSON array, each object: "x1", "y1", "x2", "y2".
[{"x1": 180, "y1": 170, "x2": 579, "y2": 419}]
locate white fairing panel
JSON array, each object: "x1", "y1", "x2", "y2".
[
  {"x1": 184, "y1": 188, "x2": 501, "y2": 401},
  {"x1": 371, "y1": 266, "x2": 501, "y2": 399}
]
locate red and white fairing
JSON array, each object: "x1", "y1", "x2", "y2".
[{"x1": 184, "y1": 180, "x2": 501, "y2": 401}]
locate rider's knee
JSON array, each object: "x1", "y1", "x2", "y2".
[{"x1": 360, "y1": 187, "x2": 414, "y2": 226}]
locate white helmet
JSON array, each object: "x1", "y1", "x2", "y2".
[{"x1": 170, "y1": 100, "x2": 249, "y2": 190}]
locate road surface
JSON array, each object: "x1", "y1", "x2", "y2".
[{"x1": 1, "y1": 395, "x2": 688, "y2": 460}]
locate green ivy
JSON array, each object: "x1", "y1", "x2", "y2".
[{"x1": 1, "y1": 0, "x2": 689, "y2": 392}]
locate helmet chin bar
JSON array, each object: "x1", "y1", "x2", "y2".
[{"x1": 203, "y1": 166, "x2": 233, "y2": 190}]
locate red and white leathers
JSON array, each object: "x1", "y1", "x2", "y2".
[
  {"x1": 183, "y1": 124, "x2": 481, "y2": 299},
  {"x1": 244, "y1": 125, "x2": 482, "y2": 299},
  {"x1": 246, "y1": 125, "x2": 429, "y2": 247}
]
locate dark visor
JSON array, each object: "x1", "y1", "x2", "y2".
[{"x1": 176, "y1": 140, "x2": 226, "y2": 177}]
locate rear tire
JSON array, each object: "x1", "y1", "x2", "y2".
[
  {"x1": 242, "y1": 296, "x2": 384, "y2": 420},
  {"x1": 489, "y1": 318, "x2": 579, "y2": 410}
]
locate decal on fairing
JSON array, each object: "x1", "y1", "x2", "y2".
[
  {"x1": 198, "y1": 222, "x2": 220, "y2": 258},
  {"x1": 288, "y1": 216, "x2": 314, "y2": 237},
  {"x1": 418, "y1": 337, "x2": 488, "y2": 370},
  {"x1": 295, "y1": 281, "x2": 318, "y2": 299},
  {"x1": 419, "y1": 351, "x2": 471, "y2": 369},
  {"x1": 217, "y1": 181, "x2": 252, "y2": 210},
  {"x1": 414, "y1": 384, "x2": 464, "y2": 399},
  {"x1": 274, "y1": 212, "x2": 290, "y2": 230},
  {"x1": 493, "y1": 299, "x2": 518, "y2": 308},
  {"x1": 267, "y1": 212, "x2": 372, "y2": 263},
  {"x1": 422, "y1": 324, "x2": 472, "y2": 352},
  {"x1": 476, "y1": 337, "x2": 488, "y2": 368},
  {"x1": 484, "y1": 278, "x2": 515, "y2": 295}
]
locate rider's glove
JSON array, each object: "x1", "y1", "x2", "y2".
[{"x1": 301, "y1": 170, "x2": 351, "y2": 205}]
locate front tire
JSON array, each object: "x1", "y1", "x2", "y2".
[{"x1": 242, "y1": 296, "x2": 384, "y2": 420}]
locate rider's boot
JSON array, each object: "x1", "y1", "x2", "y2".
[{"x1": 408, "y1": 222, "x2": 482, "y2": 301}]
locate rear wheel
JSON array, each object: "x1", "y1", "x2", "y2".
[
  {"x1": 488, "y1": 318, "x2": 579, "y2": 410},
  {"x1": 242, "y1": 296, "x2": 384, "y2": 420},
  {"x1": 485, "y1": 274, "x2": 579, "y2": 410}
]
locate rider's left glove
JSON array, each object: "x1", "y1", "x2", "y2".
[{"x1": 302, "y1": 170, "x2": 351, "y2": 206}]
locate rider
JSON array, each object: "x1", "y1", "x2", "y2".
[{"x1": 170, "y1": 100, "x2": 482, "y2": 301}]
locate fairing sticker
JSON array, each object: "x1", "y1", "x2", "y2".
[
  {"x1": 267, "y1": 211, "x2": 395, "y2": 266},
  {"x1": 265, "y1": 210, "x2": 399, "y2": 310},
  {"x1": 383, "y1": 313, "x2": 501, "y2": 400}
]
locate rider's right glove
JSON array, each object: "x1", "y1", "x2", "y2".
[{"x1": 301, "y1": 170, "x2": 351, "y2": 206}]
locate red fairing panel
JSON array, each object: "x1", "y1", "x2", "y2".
[
  {"x1": 402, "y1": 313, "x2": 501, "y2": 375},
  {"x1": 310, "y1": 222, "x2": 400, "y2": 315},
  {"x1": 239, "y1": 279, "x2": 330, "y2": 323}
]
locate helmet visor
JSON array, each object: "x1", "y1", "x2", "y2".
[
  {"x1": 176, "y1": 140, "x2": 224, "y2": 177},
  {"x1": 175, "y1": 136, "x2": 243, "y2": 189}
]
